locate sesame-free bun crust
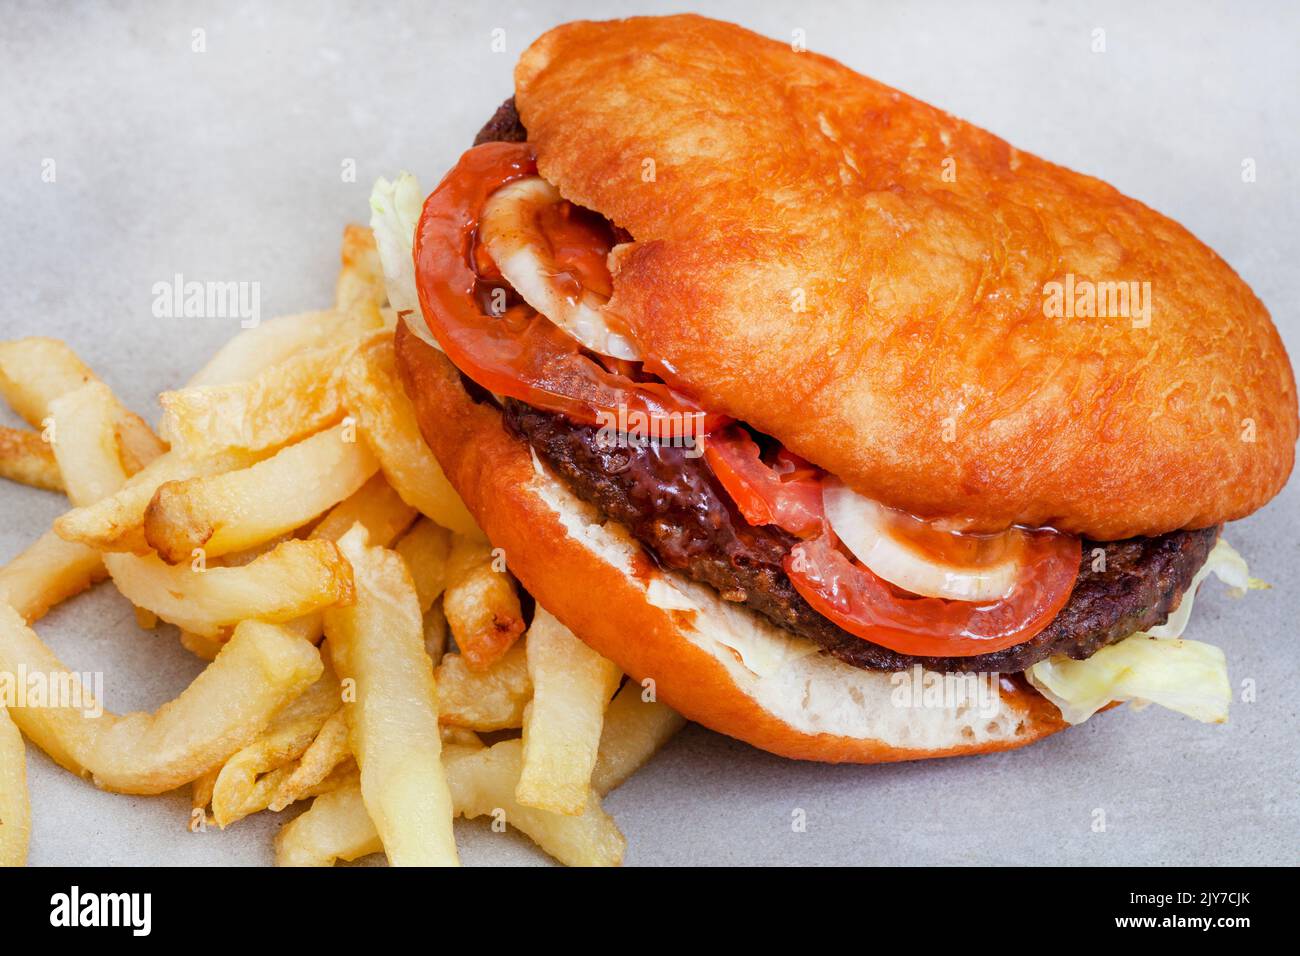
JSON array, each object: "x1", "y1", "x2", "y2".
[
  {"x1": 514, "y1": 15, "x2": 1297, "y2": 539},
  {"x1": 396, "y1": 323, "x2": 1068, "y2": 763}
]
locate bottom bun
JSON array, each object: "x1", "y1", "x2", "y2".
[{"x1": 395, "y1": 323, "x2": 1070, "y2": 763}]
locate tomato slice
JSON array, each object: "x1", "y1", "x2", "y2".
[
  {"x1": 704, "y1": 426, "x2": 825, "y2": 537},
  {"x1": 706, "y1": 426, "x2": 1081, "y2": 656},
  {"x1": 785, "y1": 530, "x2": 1080, "y2": 657},
  {"x1": 413, "y1": 142, "x2": 720, "y2": 439}
]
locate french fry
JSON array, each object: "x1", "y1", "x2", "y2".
[
  {"x1": 275, "y1": 739, "x2": 624, "y2": 868},
  {"x1": 291, "y1": 759, "x2": 360, "y2": 804},
  {"x1": 179, "y1": 630, "x2": 225, "y2": 661},
  {"x1": 268, "y1": 707, "x2": 350, "y2": 812},
  {"x1": 308, "y1": 472, "x2": 416, "y2": 546},
  {"x1": 0, "y1": 425, "x2": 61, "y2": 491},
  {"x1": 0, "y1": 337, "x2": 96, "y2": 426},
  {"x1": 49, "y1": 383, "x2": 131, "y2": 505},
  {"x1": 394, "y1": 517, "x2": 451, "y2": 612},
  {"x1": 53, "y1": 448, "x2": 258, "y2": 554},
  {"x1": 275, "y1": 783, "x2": 383, "y2": 867},
  {"x1": 451, "y1": 739, "x2": 625, "y2": 866},
  {"x1": 339, "y1": 335, "x2": 480, "y2": 537},
  {"x1": 0, "y1": 531, "x2": 106, "y2": 623},
  {"x1": 104, "y1": 539, "x2": 353, "y2": 637},
  {"x1": 323, "y1": 526, "x2": 458, "y2": 866},
  {"x1": 0, "y1": 339, "x2": 163, "y2": 473},
  {"x1": 192, "y1": 767, "x2": 218, "y2": 805},
  {"x1": 439, "y1": 726, "x2": 483, "y2": 750},
  {"x1": 335, "y1": 225, "x2": 386, "y2": 318},
  {"x1": 423, "y1": 598, "x2": 448, "y2": 665},
  {"x1": 200, "y1": 741, "x2": 359, "y2": 824},
  {"x1": 517, "y1": 608, "x2": 622, "y2": 815},
  {"x1": 255, "y1": 476, "x2": 419, "y2": 650},
  {"x1": 0, "y1": 606, "x2": 323, "y2": 794},
  {"x1": 210, "y1": 669, "x2": 342, "y2": 827},
  {"x1": 185, "y1": 309, "x2": 381, "y2": 388},
  {"x1": 143, "y1": 422, "x2": 378, "y2": 563},
  {"x1": 591, "y1": 681, "x2": 687, "y2": 796},
  {"x1": 0, "y1": 704, "x2": 30, "y2": 866},
  {"x1": 436, "y1": 643, "x2": 531, "y2": 731},
  {"x1": 159, "y1": 334, "x2": 369, "y2": 457},
  {"x1": 113, "y1": 412, "x2": 167, "y2": 475},
  {"x1": 0, "y1": 382, "x2": 133, "y2": 623},
  {"x1": 442, "y1": 535, "x2": 525, "y2": 670}
]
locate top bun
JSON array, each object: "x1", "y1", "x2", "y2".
[{"x1": 515, "y1": 15, "x2": 1297, "y2": 539}]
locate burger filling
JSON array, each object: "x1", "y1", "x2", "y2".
[{"x1": 369, "y1": 98, "x2": 1261, "y2": 723}]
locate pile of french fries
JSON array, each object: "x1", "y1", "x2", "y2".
[{"x1": 0, "y1": 225, "x2": 684, "y2": 867}]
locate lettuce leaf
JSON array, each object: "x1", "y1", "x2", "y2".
[
  {"x1": 1026, "y1": 634, "x2": 1230, "y2": 725},
  {"x1": 368, "y1": 173, "x2": 439, "y2": 349},
  {"x1": 1025, "y1": 538, "x2": 1264, "y2": 725},
  {"x1": 1147, "y1": 538, "x2": 1268, "y2": 639}
]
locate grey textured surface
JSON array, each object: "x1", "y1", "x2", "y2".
[{"x1": 1, "y1": 0, "x2": 1296, "y2": 866}]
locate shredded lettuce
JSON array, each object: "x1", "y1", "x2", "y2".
[
  {"x1": 1025, "y1": 538, "x2": 1266, "y2": 725},
  {"x1": 1147, "y1": 538, "x2": 1268, "y2": 639},
  {"x1": 1026, "y1": 635, "x2": 1230, "y2": 725},
  {"x1": 369, "y1": 172, "x2": 439, "y2": 349}
]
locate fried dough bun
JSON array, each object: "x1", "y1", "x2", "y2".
[
  {"x1": 396, "y1": 323, "x2": 1068, "y2": 763},
  {"x1": 514, "y1": 14, "x2": 1297, "y2": 539}
]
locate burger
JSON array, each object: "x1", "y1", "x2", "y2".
[{"x1": 368, "y1": 15, "x2": 1296, "y2": 762}]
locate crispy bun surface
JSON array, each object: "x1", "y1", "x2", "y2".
[
  {"x1": 514, "y1": 15, "x2": 1297, "y2": 538},
  {"x1": 396, "y1": 323, "x2": 1068, "y2": 763}
]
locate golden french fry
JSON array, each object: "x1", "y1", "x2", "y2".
[
  {"x1": 336, "y1": 225, "x2": 386, "y2": 318},
  {"x1": 5, "y1": 384, "x2": 165, "y2": 627},
  {"x1": 185, "y1": 310, "x2": 381, "y2": 388},
  {"x1": 0, "y1": 382, "x2": 134, "y2": 623},
  {"x1": 0, "y1": 425, "x2": 61, "y2": 491},
  {"x1": 451, "y1": 739, "x2": 625, "y2": 866},
  {"x1": 53, "y1": 448, "x2": 258, "y2": 555},
  {"x1": 255, "y1": 476, "x2": 420, "y2": 650},
  {"x1": 591, "y1": 681, "x2": 686, "y2": 796},
  {"x1": 423, "y1": 598, "x2": 448, "y2": 665},
  {"x1": 436, "y1": 643, "x2": 531, "y2": 731},
  {"x1": 143, "y1": 422, "x2": 378, "y2": 563},
  {"x1": 192, "y1": 766, "x2": 218, "y2": 812},
  {"x1": 0, "y1": 337, "x2": 96, "y2": 426},
  {"x1": 269, "y1": 707, "x2": 349, "y2": 812},
  {"x1": 159, "y1": 333, "x2": 373, "y2": 457},
  {"x1": 309, "y1": 472, "x2": 416, "y2": 546},
  {"x1": 442, "y1": 535, "x2": 525, "y2": 670},
  {"x1": 517, "y1": 609, "x2": 622, "y2": 815},
  {"x1": 323, "y1": 526, "x2": 458, "y2": 866},
  {"x1": 0, "y1": 704, "x2": 30, "y2": 866},
  {"x1": 275, "y1": 739, "x2": 623, "y2": 868},
  {"x1": 179, "y1": 630, "x2": 224, "y2": 661},
  {"x1": 0, "y1": 606, "x2": 323, "y2": 794},
  {"x1": 294, "y1": 758, "x2": 360, "y2": 802},
  {"x1": 439, "y1": 726, "x2": 483, "y2": 750},
  {"x1": 113, "y1": 412, "x2": 167, "y2": 475},
  {"x1": 49, "y1": 383, "x2": 131, "y2": 505},
  {"x1": 339, "y1": 335, "x2": 480, "y2": 537},
  {"x1": 0, "y1": 339, "x2": 163, "y2": 474},
  {"x1": 0, "y1": 531, "x2": 106, "y2": 623},
  {"x1": 210, "y1": 670, "x2": 342, "y2": 827},
  {"x1": 394, "y1": 517, "x2": 451, "y2": 612},
  {"x1": 105, "y1": 538, "x2": 354, "y2": 637},
  {"x1": 275, "y1": 783, "x2": 383, "y2": 867}
]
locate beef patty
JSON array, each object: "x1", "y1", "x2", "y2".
[
  {"x1": 474, "y1": 98, "x2": 1220, "y2": 674},
  {"x1": 505, "y1": 400, "x2": 1219, "y2": 673}
]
